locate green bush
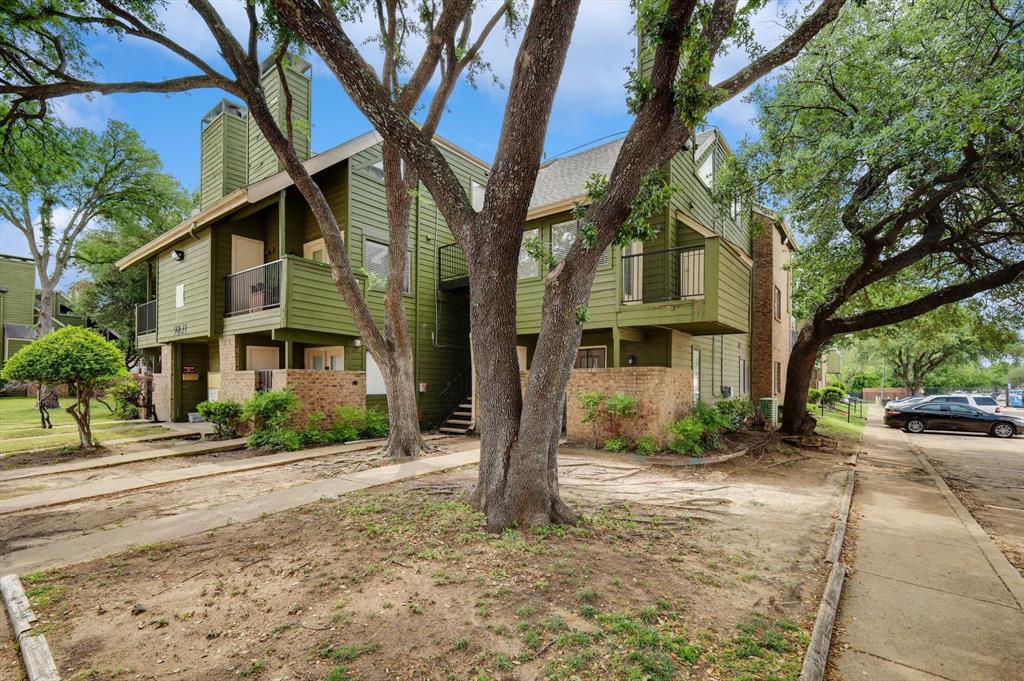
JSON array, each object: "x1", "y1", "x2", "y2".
[
  {"x1": 808, "y1": 388, "x2": 824, "y2": 405},
  {"x1": 821, "y1": 386, "x2": 844, "y2": 406},
  {"x1": 335, "y1": 405, "x2": 389, "y2": 439},
  {"x1": 197, "y1": 400, "x2": 243, "y2": 438},
  {"x1": 108, "y1": 377, "x2": 141, "y2": 420},
  {"x1": 634, "y1": 434, "x2": 658, "y2": 456},
  {"x1": 667, "y1": 417, "x2": 705, "y2": 455},
  {"x1": 242, "y1": 389, "x2": 299, "y2": 450},
  {"x1": 363, "y1": 407, "x2": 389, "y2": 438},
  {"x1": 713, "y1": 398, "x2": 754, "y2": 431},
  {"x1": 603, "y1": 437, "x2": 629, "y2": 453}
]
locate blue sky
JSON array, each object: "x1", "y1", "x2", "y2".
[{"x1": 1, "y1": 0, "x2": 792, "y2": 282}]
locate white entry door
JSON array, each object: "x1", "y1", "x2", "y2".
[
  {"x1": 246, "y1": 345, "x2": 280, "y2": 370},
  {"x1": 305, "y1": 346, "x2": 345, "y2": 371},
  {"x1": 231, "y1": 235, "x2": 264, "y2": 273}
]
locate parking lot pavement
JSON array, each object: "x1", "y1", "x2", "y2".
[{"x1": 903, "y1": 427, "x2": 1024, "y2": 572}]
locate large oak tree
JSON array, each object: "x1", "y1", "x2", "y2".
[
  {"x1": 733, "y1": 0, "x2": 1024, "y2": 434},
  {"x1": 2, "y1": 0, "x2": 847, "y2": 529}
]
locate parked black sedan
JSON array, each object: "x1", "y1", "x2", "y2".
[{"x1": 884, "y1": 402, "x2": 1022, "y2": 438}]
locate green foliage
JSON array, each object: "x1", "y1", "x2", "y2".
[
  {"x1": 604, "y1": 392, "x2": 639, "y2": 419},
  {"x1": 603, "y1": 437, "x2": 629, "y2": 453},
  {"x1": 807, "y1": 388, "x2": 824, "y2": 405},
  {"x1": 634, "y1": 434, "x2": 658, "y2": 456},
  {"x1": 1, "y1": 326, "x2": 125, "y2": 388},
  {"x1": 242, "y1": 389, "x2": 299, "y2": 450},
  {"x1": 713, "y1": 398, "x2": 754, "y2": 430},
  {"x1": 667, "y1": 399, "x2": 750, "y2": 455},
  {"x1": 667, "y1": 417, "x2": 706, "y2": 455},
  {"x1": 335, "y1": 405, "x2": 389, "y2": 439},
  {"x1": 197, "y1": 401, "x2": 243, "y2": 439},
  {"x1": 820, "y1": 386, "x2": 844, "y2": 406},
  {"x1": 107, "y1": 376, "x2": 141, "y2": 420},
  {"x1": 578, "y1": 391, "x2": 605, "y2": 425}
]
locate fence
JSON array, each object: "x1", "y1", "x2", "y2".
[
  {"x1": 225, "y1": 260, "x2": 282, "y2": 316},
  {"x1": 621, "y1": 245, "x2": 704, "y2": 304}
]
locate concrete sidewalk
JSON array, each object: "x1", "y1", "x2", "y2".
[
  {"x1": 835, "y1": 412, "x2": 1024, "y2": 680},
  {"x1": 1, "y1": 448, "x2": 480, "y2": 575}
]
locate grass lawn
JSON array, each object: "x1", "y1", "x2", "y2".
[
  {"x1": 0, "y1": 396, "x2": 167, "y2": 455},
  {"x1": 807, "y1": 403, "x2": 866, "y2": 441}
]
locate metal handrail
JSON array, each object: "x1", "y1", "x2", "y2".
[
  {"x1": 621, "y1": 244, "x2": 704, "y2": 304},
  {"x1": 225, "y1": 260, "x2": 282, "y2": 317}
]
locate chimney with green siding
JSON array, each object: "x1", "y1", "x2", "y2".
[
  {"x1": 199, "y1": 99, "x2": 249, "y2": 210},
  {"x1": 247, "y1": 54, "x2": 312, "y2": 183}
]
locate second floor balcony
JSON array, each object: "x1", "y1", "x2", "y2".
[
  {"x1": 622, "y1": 245, "x2": 705, "y2": 304},
  {"x1": 225, "y1": 260, "x2": 283, "y2": 317}
]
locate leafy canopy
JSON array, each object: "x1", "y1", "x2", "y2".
[{"x1": 1, "y1": 326, "x2": 127, "y2": 386}]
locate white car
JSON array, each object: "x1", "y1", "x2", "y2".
[{"x1": 919, "y1": 394, "x2": 1002, "y2": 415}]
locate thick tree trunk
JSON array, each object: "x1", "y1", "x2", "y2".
[
  {"x1": 780, "y1": 325, "x2": 829, "y2": 435},
  {"x1": 67, "y1": 384, "x2": 94, "y2": 449},
  {"x1": 35, "y1": 284, "x2": 60, "y2": 425}
]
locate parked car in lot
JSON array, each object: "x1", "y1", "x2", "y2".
[
  {"x1": 884, "y1": 402, "x2": 1022, "y2": 438},
  {"x1": 886, "y1": 395, "x2": 929, "y2": 409},
  {"x1": 921, "y1": 394, "x2": 1003, "y2": 414}
]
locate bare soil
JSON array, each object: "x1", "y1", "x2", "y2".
[
  {"x1": 0, "y1": 437, "x2": 200, "y2": 472},
  {"x1": 1, "y1": 444, "x2": 848, "y2": 681}
]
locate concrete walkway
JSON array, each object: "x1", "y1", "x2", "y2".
[
  {"x1": 2, "y1": 437, "x2": 248, "y2": 482},
  {"x1": 835, "y1": 412, "x2": 1024, "y2": 681},
  {"x1": 1, "y1": 448, "x2": 480, "y2": 575}
]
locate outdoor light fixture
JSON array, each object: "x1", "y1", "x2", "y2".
[
  {"x1": 353, "y1": 339, "x2": 362, "y2": 348},
  {"x1": 172, "y1": 250, "x2": 185, "y2": 261}
]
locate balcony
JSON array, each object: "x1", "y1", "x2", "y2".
[
  {"x1": 220, "y1": 256, "x2": 360, "y2": 339},
  {"x1": 622, "y1": 245, "x2": 704, "y2": 304},
  {"x1": 225, "y1": 260, "x2": 282, "y2": 317},
  {"x1": 135, "y1": 299, "x2": 158, "y2": 346},
  {"x1": 438, "y1": 242, "x2": 468, "y2": 290}
]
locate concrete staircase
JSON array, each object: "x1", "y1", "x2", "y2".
[{"x1": 439, "y1": 397, "x2": 474, "y2": 435}]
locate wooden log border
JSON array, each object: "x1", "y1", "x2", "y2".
[
  {"x1": 1, "y1": 574, "x2": 60, "y2": 681},
  {"x1": 800, "y1": 468, "x2": 856, "y2": 681}
]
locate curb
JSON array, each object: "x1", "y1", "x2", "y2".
[
  {"x1": 800, "y1": 468, "x2": 855, "y2": 681},
  {"x1": 910, "y1": 444, "x2": 1024, "y2": 610},
  {"x1": 1, "y1": 574, "x2": 60, "y2": 680}
]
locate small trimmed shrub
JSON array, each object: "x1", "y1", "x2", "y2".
[
  {"x1": 335, "y1": 405, "x2": 389, "y2": 439},
  {"x1": 714, "y1": 398, "x2": 754, "y2": 431},
  {"x1": 668, "y1": 417, "x2": 705, "y2": 455},
  {"x1": 821, "y1": 386, "x2": 844, "y2": 406},
  {"x1": 634, "y1": 434, "x2": 657, "y2": 456},
  {"x1": 108, "y1": 377, "x2": 142, "y2": 420},
  {"x1": 243, "y1": 389, "x2": 300, "y2": 450},
  {"x1": 603, "y1": 437, "x2": 628, "y2": 453},
  {"x1": 363, "y1": 407, "x2": 389, "y2": 438},
  {"x1": 197, "y1": 400, "x2": 243, "y2": 438},
  {"x1": 808, "y1": 388, "x2": 824, "y2": 405}
]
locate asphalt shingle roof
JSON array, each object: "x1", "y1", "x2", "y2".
[{"x1": 528, "y1": 131, "x2": 715, "y2": 211}]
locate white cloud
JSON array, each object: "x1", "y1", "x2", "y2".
[{"x1": 51, "y1": 95, "x2": 116, "y2": 131}]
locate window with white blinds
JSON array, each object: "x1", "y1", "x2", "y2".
[
  {"x1": 550, "y1": 221, "x2": 609, "y2": 266},
  {"x1": 365, "y1": 240, "x2": 410, "y2": 292},
  {"x1": 518, "y1": 228, "x2": 540, "y2": 279},
  {"x1": 698, "y1": 151, "x2": 714, "y2": 189}
]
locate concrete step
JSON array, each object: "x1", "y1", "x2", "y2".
[
  {"x1": 452, "y1": 410, "x2": 472, "y2": 418},
  {"x1": 445, "y1": 419, "x2": 473, "y2": 427},
  {"x1": 440, "y1": 426, "x2": 472, "y2": 435}
]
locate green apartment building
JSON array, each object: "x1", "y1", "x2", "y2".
[
  {"x1": 0, "y1": 254, "x2": 36, "y2": 371},
  {"x1": 120, "y1": 56, "x2": 793, "y2": 431}
]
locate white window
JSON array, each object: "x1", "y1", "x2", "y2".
[
  {"x1": 698, "y1": 152, "x2": 714, "y2": 189},
  {"x1": 365, "y1": 352, "x2": 386, "y2": 395},
  {"x1": 731, "y1": 197, "x2": 741, "y2": 220},
  {"x1": 551, "y1": 221, "x2": 609, "y2": 266},
  {"x1": 622, "y1": 241, "x2": 644, "y2": 303},
  {"x1": 305, "y1": 346, "x2": 345, "y2": 371},
  {"x1": 175, "y1": 284, "x2": 185, "y2": 308},
  {"x1": 365, "y1": 240, "x2": 410, "y2": 292},
  {"x1": 518, "y1": 228, "x2": 540, "y2": 279},
  {"x1": 471, "y1": 180, "x2": 486, "y2": 212}
]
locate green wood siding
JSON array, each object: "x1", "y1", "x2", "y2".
[
  {"x1": 155, "y1": 231, "x2": 213, "y2": 343},
  {"x1": 248, "y1": 65, "x2": 311, "y2": 182},
  {"x1": 282, "y1": 256, "x2": 359, "y2": 337},
  {"x1": 669, "y1": 138, "x2": 751, "y2": 254},
  {"x1": 0, "y1": 257, "x2": 35, "y2": 328},
  {"x1": 692, "y1": 333, "x2": 750, "y2": 405},
  {"x1": 200, "y1": 112, "x2": 248, "y2": 210}
]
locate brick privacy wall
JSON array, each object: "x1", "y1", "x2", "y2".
[
  {"x1": 861, "y1": 387, "x2": 911, "y2": 403},
  {"x1": 564, "y1": 367, "x2": 694, "y2": 446},
  {"x1": 751, "y1": 216, "x2": 793, "y2": 403},
  {"x1": 271, "y1": 369, "x2": 365, "y2": 426},
  {"x1": 151, "y1": 344, "x2": 174, "y2": 422}
]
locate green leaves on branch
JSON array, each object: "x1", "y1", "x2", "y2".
[{"x1": 0, "y1": 326, "x2": 127, "y2": 387}]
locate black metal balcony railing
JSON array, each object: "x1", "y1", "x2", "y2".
[
  {"x1": 621, "y1": 245, "x2": 705, "y2": 304},
  {"x1": 225, "y1": 260, "x2": 282, "y2": 317},
  {"x1": 136, "y1": 299, "x2": 157, "y2": 334},
  {"x1": 438, "y1": 242, "x2": 468, "y2": 290}
]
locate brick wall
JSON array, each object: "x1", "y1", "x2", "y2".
[
  {"x1": 272, "y1": 369, "x2": 365, "y2": 425},
  {"x1": 751, "y1": 213, "x2": 794, "y2": 403},
  {"x1": 563, "y1": 367, "x2": 694, "y2": 446}
]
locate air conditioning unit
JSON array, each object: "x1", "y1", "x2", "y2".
[
  {"x1": 721, "y1": 385, "x2": 733, "y2": 398},
  {"x1": 759, "y1": 397, "x2": 779, "y2": 427}
]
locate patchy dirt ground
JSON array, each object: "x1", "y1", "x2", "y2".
[
  {"x1": 0, "y1": 436, "x2": 200, "y2": 472},
  {"x1": 1, "y1": 444, "x2": 848, "y2": 681},
  {"x1": 0, "y1": 437, "x2": 477, "y2": 558}
]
